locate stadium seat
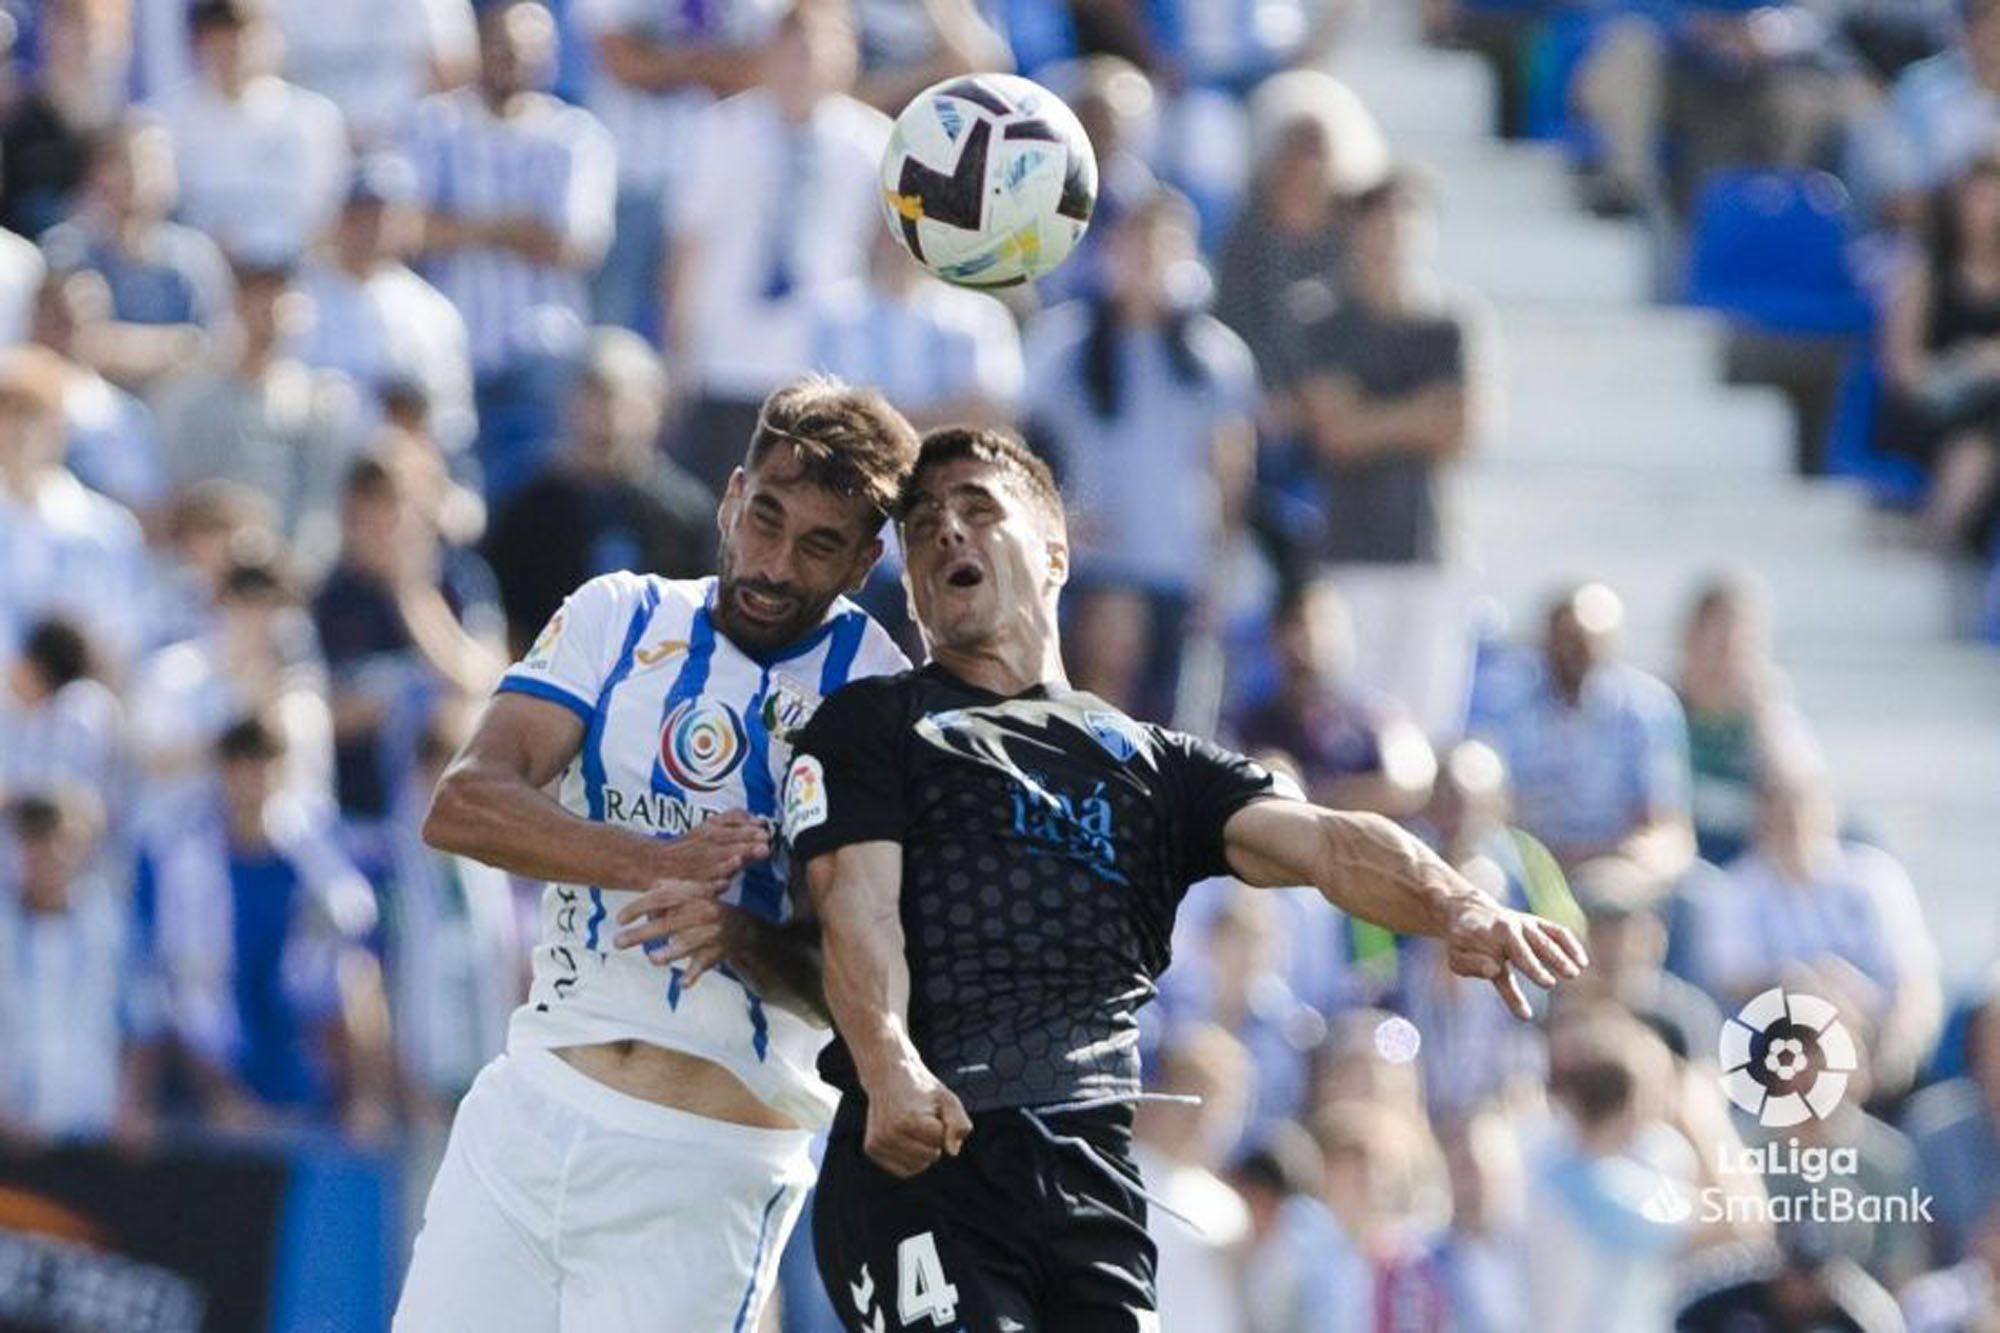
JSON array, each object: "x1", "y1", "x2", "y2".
[
  {"x1": 1823, "y1": 346, "x2": 1930, "y2": 509},
  {"x1": 1683, "y1": 167, "x2": 1875, "y2": 337}
]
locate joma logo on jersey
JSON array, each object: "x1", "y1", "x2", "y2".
[
  {"x1": 1009, "y1": 778, "x2": 1127, "y2": 885},
  {"x1": 659, "y1": 698, "x2": 748, "y2": 792}
]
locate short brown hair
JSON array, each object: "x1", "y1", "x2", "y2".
[
  {"x1": 901, "y1": 427, "x2": 1065, "y2": 531},
  {"x1": 745, "y1": 374, "x2": 920, "y2": 527}
]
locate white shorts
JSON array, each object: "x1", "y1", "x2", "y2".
[{"x1": 393, "y1": 1050, "x2": 815, "y2": 1333}]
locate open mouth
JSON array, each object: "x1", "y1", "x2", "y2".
[
  {"x1": 945, "y1": 561, "x2": 985, "y2": 590},
  {"x1": 735, "y1": 586, "x2": 795, "y2": 622}
]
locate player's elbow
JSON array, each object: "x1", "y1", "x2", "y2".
[{"x1": 421, "y1": 766, "x2": 481, "y2": 858}]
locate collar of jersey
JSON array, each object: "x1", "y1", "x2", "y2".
[{"x1": 921, "y1": 660, "x2": 1063, "y2": 704}]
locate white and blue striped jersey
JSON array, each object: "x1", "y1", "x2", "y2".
[
  {"x1": 496, "y1": 572, "x2": 907, "y2": 1127},
  {"x1": 403, "y1": 88, "x2": 617, "y2": 375}
]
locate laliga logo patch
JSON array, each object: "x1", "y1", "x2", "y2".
[
  {"x1": 658, "y1": 698, "x2": 748, "y2": 793},
  {"x1": 1719, "y1": 987, "x2": 1858, "y2": 1127},
  {"x1": 523, "y1": 609, "x2": 565, "y2": 668},
  {"x1": 783, "y1": 755, "x2": 828, "y2": 838}
]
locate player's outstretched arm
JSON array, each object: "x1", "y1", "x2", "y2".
[
  {"x1": 808, "y1": 842, "x2": 972, "y2": 1178},
  {"x1": 1221, "y1": 798, "x2": 1589, "y2": 1020},
  {"x1": 423, "y1": 693, "x2": 771, "y2": 891}
]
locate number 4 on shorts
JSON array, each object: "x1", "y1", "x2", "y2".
[{"x1": 897, "y1": 1231, "x2": 960, "y2": 1328}]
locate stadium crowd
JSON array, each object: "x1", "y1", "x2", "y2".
[{"x1": 0, "y1": 0, "x2": 1995, "y2": 1329}]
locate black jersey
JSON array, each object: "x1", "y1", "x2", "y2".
[{"x1": 786, "y1": 662, "x2": 1281, "y2": 1112}]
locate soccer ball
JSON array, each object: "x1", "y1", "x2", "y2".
[{"x1": 880, "y1": 74, "x2": 1098, "y2": 289}]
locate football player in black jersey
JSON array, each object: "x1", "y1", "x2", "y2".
[{"x1": 781, "y1": 427, "x2": 1587, "y2": 1333}]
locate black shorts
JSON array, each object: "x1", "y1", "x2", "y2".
[{"x1": 812, "y1": 1103, "x2": 1156, "y2": 1333}]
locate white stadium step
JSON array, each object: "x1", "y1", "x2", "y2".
[
  {"x1": 1333, "y1": 43, "x2": 1494, "y2": 145},
  {"x1": 1433, "y1": 207, "x2": 1655, "y2": 306},
  {"x1": 1494, "y1": 383, "x2": 1794, "y2": 472},
  {"x1": 1497, "y1": 305, "x2": 1727, "y2": 394}
]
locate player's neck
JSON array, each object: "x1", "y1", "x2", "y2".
[{"x1": 933, "y1": 632, "x2": 1067, "y2": 699}]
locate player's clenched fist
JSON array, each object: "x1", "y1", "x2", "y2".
[
  {"x1": 864, "y1": 1058, "x2": 973, "y2": 1178},
  {"x1": 650, "y1": 810, "x2": 771, "y2": 883}
]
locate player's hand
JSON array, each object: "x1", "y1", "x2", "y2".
[
  {"x1": 613, "y1": 878, "x2": 731, "y2": 963},
  {"x1": 650, "y1": 811, "x2": 771, "y2": 884},
  {"x1": 1442, "y1": 893, "x2": 1589, "y2": 1020},
  {"x1": 864, "y1": 1058, "x2": 973, "y2": 1178},
  {"x1": 633, "y1": 900, "x2": 754, "y2": 986}
]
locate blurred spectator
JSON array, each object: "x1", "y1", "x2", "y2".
[
  {"x1": 0, "y1": 223, "x2": 44, "y2": 348},
  {"x1": 1851, "y1": 0, "x2": 2000, "y2": 230},
  {"x1": 576, "y1": 0, "x2": 775, "y2": 334},
  {"x1": 1563, "y1": 856, "x2": 1723, "y2": 1063},
  {"x1": 405, "y1": 0, "x2": 615, "y2": 504},
  {"x1": 1574, "y1": 2, "x2": 1847, "y2": 218},
  {"x1": 1214, "y1": 103, "x2": 1348, "y2": 399},
  {"x1": 140, "y1": 479, "x2": 279, "y2": 650},
  {"x1": 312, "y1": 455, "x2": 501, "y2": 853},
  {"x1": 1155, "y1": 884, "x2": 1323, "y2": 1142},
  {"x1": 0, "y1": 792, "x2": 136, "y2": 1143},
  {"x1": 1035, "y1": 54, "x2": 1159, "y2": 306},
  {"x1": 1677, "y1": 573, "x2": 1820, "y2": 865},
  {"x1": 484, "y1": 329, "x2": 715, "y2": 657},
  {"x1": 381, "y1": 703, "x2": 518, "y2": 1120},
  {"x1": 1315, "y1": 1097, "x2": 1452, "y2": 1330},
  {"x1": 1430, "y1": 1108, "x2": 1533, "y2": 1333},
  {"x1": 152, "y1": 262, "x2": 366, "y2": 566},
  {"x1": 1421, "y1": 0, "x2": 1545, "y2": 141},
  {"x1": 134, "y1": 713, "x2": 388, "y2": 1133},
  {"x1": 1233, "y1": 1124, "x2": 1371, "y2": 1333},
  {"x1": 1882, "y1": 150, "x2": 2000, "y2": 555},
  {"x1": 1024, "y1": 188, "x2": 1256, "y2": 721},
  {"x1": 1236, "y1": 578, "x2": 1436, "y2": 818},
  {"x1": 0, "y1": 344, "x2": 148, "y2": 667},
  {"x1": 39, "y1": 118, "x2": 233, "y2": 384},
  {"x1": 271, "y1": 0, "x2": 477, "y2": 146},
  {"x1": 0, "y1": 617, "x2": 123, "y2": 815},
  {"x1": 1902, "y1": 1204, "x2": 2000, "y2": 1332},
  {"x1": 1527, "y1": 1009, "x2": 1698, "y2": 1333},
  {"x1": 1905, "y1": 982, "x2": 2000, "y2": 1264},
  {"x1": 851, "y1": 0, "x2": 1008, "y2": 114},
  {"x1": 128, "y1": 551, "x2": 333, "y2": 833},
  {"x1": 30, "y1": 267, "x2": 166, "y2": 515},
  {"x1": 809, "y1": 225, "x2": 1024, "y2": 431},
  {"x1": 0, "y1": 0, "x2": 126, "y2": 239},
  {"x1": 1475, "y1": 582, "x2": 1697, "y2": 881},
  {"x1": 1689, "y1": 766, "x2": 1941, "y2": 1094},
  {"x1": 664, "y1": 0, "x2": 889, "y2": 495},
  {"x1": 149, "y1": 0, "x2": 349, "y2": 266},
  {"x1": 1676, "y1": 1228, "x2": 1908, "y2": 1333},
  {"x1": 1133, "y1": 1023, "x2": 1255, "y2": 1333},
  {"x1": 299, "y1": 154, "x2": 476, "y2": 458},
  {"x1": 1297, "y1": 169, "x2": 1485, "y2": 734}
]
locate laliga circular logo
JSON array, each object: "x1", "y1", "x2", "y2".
[
  {"x1": 659, "y1": 699, "x2": 748, "y2": 793},
  {"x1": 1719, "y1": 987, "x2": 1858, "y2": 1128}
]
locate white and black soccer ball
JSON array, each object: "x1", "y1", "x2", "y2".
[{"x1": 880, "y1": 73, "x2": 1098, "y2": 289}]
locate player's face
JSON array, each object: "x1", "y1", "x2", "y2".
[
  {"x1": 900, "y1": 460, "x2": 1066, "y2": 654},
  {"x1": 714, "y1": 447, "x2": 883, "y2": 654}
]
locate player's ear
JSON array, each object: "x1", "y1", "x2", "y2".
[
  {"x1": 1046, "y1": 535, "x2": 1069, "y2": 589},
  {"x1": 717, "y1": 468, "x2": 747, "y2": 536},
  {"x1": 846, "y1": 536, "x2": 884, "y2": 594}
]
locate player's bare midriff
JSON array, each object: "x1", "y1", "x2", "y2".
[{"x1": 556, "y1": 1040, "x2": 800, "y2": 1130}]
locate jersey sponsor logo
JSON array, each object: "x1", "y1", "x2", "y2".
[
  {"x1": 659, "y1": 698, "x2": 749, "y2": 792},
  {"x1": 1083, "y1": 710, "x2": 1140, "y2": 763},
  {"x1": 1010, "y1": 774, "x2": 1126, "y2": 885},
  {"x1": 522, "y1": 609, "x2": 565, "y2": 668},
  {"x1": 783, "y1": 755, "x2": 828, "y2": 838},
  {"x1": 602, "y1": 786, "x2": 725, "y2": 835}
]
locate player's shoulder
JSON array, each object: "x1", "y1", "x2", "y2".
[
  {"x1": 825, "y1": 595, "x2": 911, "y2": 681},
  {"x1": 800, "y1": 662, "x2": 927, "y2": 736}
]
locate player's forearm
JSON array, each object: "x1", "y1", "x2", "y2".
[
  {"x1": 812, "y1": 863, "x2": 920, "y2": 1085},
  {"x1": 1309, "y1": 809, "x2": 1484, "y2": 937},
  {"x1": 423, "y1": 755, "x2": 663, "y2": 891}
]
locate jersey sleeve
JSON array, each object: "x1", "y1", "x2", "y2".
[
  {"x1": 1159, "y1": 730, "x2": 1286, "y2": 883},
  {"x1": 784, "y1": 678, "x2": 911, "y2": 862},
  {"x1": 496, "y1": 572, "x2": 643, "y2": 723}
]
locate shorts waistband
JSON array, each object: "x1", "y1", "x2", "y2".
[{"x1": 508, "y1": 1049, "x2": 813, "y2": 1162}]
